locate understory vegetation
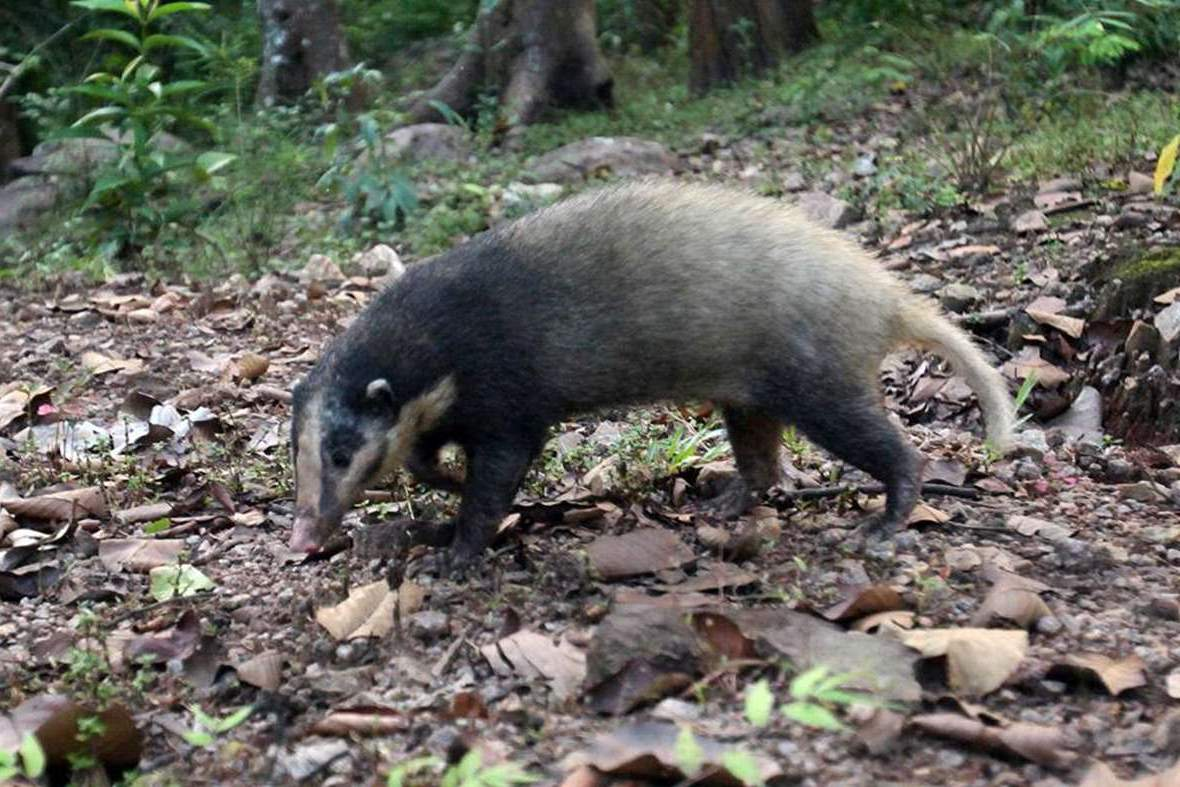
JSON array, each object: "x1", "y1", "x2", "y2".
[{"x1": 1, "y1": 0, "x2": 1177, "y2": 279}]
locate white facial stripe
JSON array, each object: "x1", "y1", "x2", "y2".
[
  {"x1": 382, "y1": 375, "x2": 458, "y2": 473},
  {"x1": 294, "y1": 391, "x2": 324, "y2": 515},
  {"x1": 336, "y1": 436, "x2": 386, "y2": 508}
]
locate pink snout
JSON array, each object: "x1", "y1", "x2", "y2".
[{"x1": 289, "y1": 515, "x2": 329, "y2": 554}]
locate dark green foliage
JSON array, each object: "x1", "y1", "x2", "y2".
[{"x1": 340, "y1": 0, "x2": 479, "y2": 67}]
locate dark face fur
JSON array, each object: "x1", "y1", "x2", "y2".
[{"x1": 288, "y1": 374, "x2": 457, "y2": 553}]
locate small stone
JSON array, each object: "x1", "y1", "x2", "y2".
[
  {"x1": 795, "y1": 191, "x2": 855, "y2": 229},
  {"x1": 938, "y1": 282, "x2": 983, "y2": 313},
  {"x1": 68, "y1": 310, "x2": 102, "y2": 328},
  {"x1": 1148, "y1": 595, "x2": 1180, "y2": 621},
  {"x1": 1036, "y1": 616, "x2": 1063, "y2": 636},
  {"x1": 651, "y1": 698, "x2": 701, "y2": 722},
  {"x1": 1118, "y1": 481, "x2": 1169, "y2": 503},
  {"x1": 356, "y1": 244, "x2": 405, "y2": 280},
  {"x1": 1013, "y1": 210, "x2": 1049, "y2": 233},
  {"x1": 300, "y1": 254, "x2": 344, "y2": 285},
  {"x1": 1155, "y1": 302, "x2": 1180, "y2": 344},
  {"x1": 408, "y1": 610, "x2": 449, "y2": 642},
  {"x1": 909, "y1": 273, "x2": 944, "y2": 294},
  {"x1": 782, "y1": 171, "x2": 806, "y2": 191},
  {"x1": 1104, "y1": 459, "x2": 1138, "y2": 483},
  {"x1": 1011, "y1": 429, "x2": 1050, "y2": 461},
  {"x1": 852, "y1": 155, "x2": 877, "y2": 177},
  {"x1": 1127, "y1": 171, "x2": 1155, "y2": 194}
]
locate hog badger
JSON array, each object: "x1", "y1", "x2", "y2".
[{"x1": 289, "y1": 181, "x2": 1014, "y2": 562}]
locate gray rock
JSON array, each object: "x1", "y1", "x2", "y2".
[
  {"x1": 795, "y1": 190, "x2": 855, "y2": 229},
  {"x1": 1127, "y1": 171, "x2": 1155, "y2": 194},
  {"x1": 408, "y1": 610, "x2": 449, "y2": 642},
  {"x1": 385, "y1": 123, "x2": 471, "y2": 162},
  {"x1": 281, "y1": 740, "x2": 350, "y2": 781},
  {"x1": 782, "y1": 171, "x2": 806, "y2": 191},
  {"x1": 299, "y1": 254, "x2": 344, "y2": 285},
  {"x1": 938, "y1": 282, "x2": 982, "y2": 313},
  {"x1": 909, "y1": 273, "x2": 944, "y2": 294},
  {"x1": 355, "y1": 244, "x2": 405, "y2": 279},
  {"x1": 0, "y1": 177, "x2": 61, "y2": 230},
  {"x1": 1045, "y1": 386, "x2": 1103, "y2": 441},
  {"x1": 1011, "y1": 429, "x2": 1050, "y2": 460},
  {"x1": 1155, "y1": 302, "x2": 1180, "y2": 344},
  {"x1": 527, "y1": 136, "x2": 678, "y2": 183},
  {"x1": 852, "y1": 155, "x2": 877, "y2": 177},
  {"x1": 1012, "y1": 209, "x2": 1049, "y2": 233},
  {"x1": 1118, "y1": 480, "x2": 1169, "y2": 503}
]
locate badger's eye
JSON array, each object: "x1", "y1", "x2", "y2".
[{"x1": 328, "y1": 448, "x2": 351, "y2": 468}]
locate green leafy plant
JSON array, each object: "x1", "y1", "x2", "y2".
[
  {"x1": 385, "y1": 750, "x2": 539, "y2": 787},
  {"x1": 63, "y1": 0, "x2": 235, "y2": 257},
  {"x1": 673, "y1": 725, "x2": 766, "y2": 787},
  {"x1": 0, "y1": 734, "x2": 47, "y2": 783},
  {"x1": 182, "y1": 705, "x2": 252, "y2": 748},
  {"x1": 318, "y1": 112, "x2": 417, "y2": 232},
  {"x1": 644, "y1": 416, "x2": 727, "y2": 475},
  {"x1": 781, "y1": 665, "x2": 876, "y2": 731}
]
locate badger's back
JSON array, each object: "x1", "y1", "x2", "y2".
[{"x1": 466, "y1": 181, "x2": 909, "y2": 404}]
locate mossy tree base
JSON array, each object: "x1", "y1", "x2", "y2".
[{"x1": 1086, "y1": 246, "x2": 1180, "y2": 444}]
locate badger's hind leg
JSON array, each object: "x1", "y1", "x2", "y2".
[
  {"x1": 700, "y1": 406, "x2": 783, "y2": 518},
  {"x1": 765, "y1": 385, "x2": 922, "y2": 541}
]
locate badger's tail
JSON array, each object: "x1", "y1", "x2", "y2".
[{"x1": 895, "y1": 299, "x2": 1016, "y2": 452}]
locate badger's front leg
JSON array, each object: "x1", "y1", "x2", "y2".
[{"x1": 449, "y1": 433, "x2": 544, "y2": 568}]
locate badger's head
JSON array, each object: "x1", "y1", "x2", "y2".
[{"x1": 288, "y1": 371, "x2": 456, "y2": 554}]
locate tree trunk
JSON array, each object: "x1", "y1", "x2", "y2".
[
  {"x1": 257, "y1": 0, "x2": 352, "y2": 107},
  {"x1": 689, "y1": 0, "x2": 818, "y2": 94},
  {"x1": 0, "y1": 99, "x2": 21, "y2": 184},
  {"x1": 409, "y1": 0, "x2": 612, "y2": 129}
]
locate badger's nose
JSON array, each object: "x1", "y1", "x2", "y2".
[{"x1": 289, "y1": 515, "x2": 324, "y2": 554}]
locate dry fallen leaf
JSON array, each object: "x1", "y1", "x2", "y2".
[
  {"x1": 587, "y1": 528, "x2": 695, "y2": 580},
  {"x1": 1048, "y1": 653, "x2": 1147, "y2": 696},
  {"x1": 899, "y1": 628, "x2": 1028, "y2": 696},
  {"x1": 3, "y1": 487, "x2": 108, "y2": 521},
  {"x1": 0, "y1": 384, "x2": 53, "y2": 432},
  {"x1": 80, "y1": 351, "x2": 145, "y2": 376},
  {"x1": 1008, "y1": 515, "x2": 1074, "y2": 542},
  {"x1": 1001, "y1": 346, "x2": 1071, "y2": 388},
  {"x1": 314, "y1": 580, "x2": 425, "y2": 640},
  {"x1": 307, "y1": 705, "x2": 408, "y2": 737},
  {"x1": 944, "y1": 545, "x2": 982, "y2": 572},
  {"x1": 1026, "y1": 308, "x2": 1086, "y2": 339},
  {"x1": 970, "y1": 583, "x2": 1051, "y2": 630},
  {"x1": 233, "y1": 353, "x2": 270, "y2": 381},
  {"x1": 910, "y1": 712, "x2": 1077, "y2": 769},
  {"x1": 561, "y1": 721, "x2": 783, "y2": 785},
  {"x1": 481, "y1": 629, "x2": 586, "y2": 701},
  {"x1": 822, "y1": 584, "x2": 905, "y2": 622},
  {"x1": 98, "y1": 539, "x2": 184, "y2": 572},
  {"x1": 851, "y1": 610, "x2": 916, "y2": 633},
  {"x1": 236, "y1": 651, "x2": 284, "y2": 691}
]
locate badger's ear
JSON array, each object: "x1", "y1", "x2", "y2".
[{"x1": 366, "y1": 378, "x2": 393, "y2": 403}]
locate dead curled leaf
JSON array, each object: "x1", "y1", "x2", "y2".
[
  {"x1": 1047, "y1": 653, "x2": 1147, "y2": 696},
  {"x1": 3, "y1": 487, "x2": 108, "y2": 521},
  {"x1": 822, "y1": 584, "x2": 904, "y2": 622},
  {"x1": 910, "y1": 712, "x2": 1077, "y2": 769},
  {"x1": 307, "y1": 706, "x2": 408, "y2": 737},
  {"x1": 98, "y1": 539, "x2": 184, "y2": 572},
  {"x1": 313, "y1": 580, "x2": 425, "y2": 641},
  {"x1": 235, "y1": 651, "x2": 284, "y2": 691},
  {"x1": 80, "y1": 350, "x2": 145, "y2": 376},
  {"x1": 480, "y1": 629, "x2": 586, "y2": 701},
  {"x1": 233, "y1": 353, "x2": 270, "y2": 381},
  {"x1": 898, "y1": 628, "x2": 1028, "y2": 696},
  {"x1": 0, "y1": 694, "x2": 143, "y2": 771},
  {"x1": 561, "y1": 721, "x2": 783, "y2": 785}
]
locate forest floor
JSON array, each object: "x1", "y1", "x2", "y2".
[{"x1": 3, "y1": 70, "x2": 1180, "y2": 787}]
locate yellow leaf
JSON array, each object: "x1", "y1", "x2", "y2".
[{"x1": 1154, "y1": 134, "x2": 1180, "y2": 195}]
